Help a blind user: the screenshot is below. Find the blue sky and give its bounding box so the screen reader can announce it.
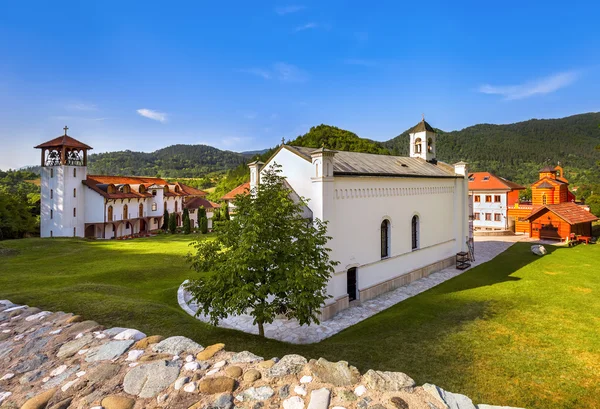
[1,0,599,170]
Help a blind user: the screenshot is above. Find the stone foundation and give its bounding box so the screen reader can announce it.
[0,300,522,409]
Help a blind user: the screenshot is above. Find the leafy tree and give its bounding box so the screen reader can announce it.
[169,213,177,234]
[186,164,338,337]
[586,195,600,217]
[162,209,169,230]
[182,208,191,234]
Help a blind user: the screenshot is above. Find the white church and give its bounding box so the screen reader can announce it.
[224,119,472,320]
[35,128,208,239]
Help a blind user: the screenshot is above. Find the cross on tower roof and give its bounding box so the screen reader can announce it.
[63,126,69,136]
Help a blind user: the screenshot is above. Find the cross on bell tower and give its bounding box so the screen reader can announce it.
[63,126,69,136]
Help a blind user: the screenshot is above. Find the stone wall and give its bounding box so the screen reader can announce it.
[0,300,522,409]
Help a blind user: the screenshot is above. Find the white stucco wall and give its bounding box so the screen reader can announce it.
[322,176,463,302]
[471,190,508,230]
[262,147,314,204]
[40,165,87,237]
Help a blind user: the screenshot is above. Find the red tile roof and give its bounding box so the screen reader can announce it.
[221,182,250,200]
[84,175,205,200]
[34,135,93,150]
[184,197,221,210]
[525,202,599,225]
[468,172,525,191]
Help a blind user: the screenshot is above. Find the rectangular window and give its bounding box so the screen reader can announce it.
[73,207,76,217]
[73,168,77,178]
[485,195,492,203]
[494,195,501,202]
[152,202,157,211]
[485,213,492,221]
[73,227,76,237]
[73,188,77,198]
[474,212,480,220]
[474,195,481,203]
[50,209,53,219]
[50,168,54,178]
[494,214,502,221]
[50,189,53,199]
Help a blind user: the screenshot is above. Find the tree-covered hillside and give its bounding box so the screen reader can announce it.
[88,144,248,178]
[383,112,600,185]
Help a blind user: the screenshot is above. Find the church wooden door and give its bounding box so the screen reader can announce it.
[347,268,357,302]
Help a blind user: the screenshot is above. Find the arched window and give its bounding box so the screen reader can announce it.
[427,138,433,153]
[175,201,178,212]
[139,203,143,218]
[411,215,419,250]
[107,205,113,221]
[414,138,422,154]
[381,219,390,258]
[152,202,157,211]
[164,201,167,211]
[123,204,128,219]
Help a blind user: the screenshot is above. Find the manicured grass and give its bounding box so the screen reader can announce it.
[1,236,599,408]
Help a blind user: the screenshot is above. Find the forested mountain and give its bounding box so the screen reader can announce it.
[87,144,248,178]
[383,112,600,185]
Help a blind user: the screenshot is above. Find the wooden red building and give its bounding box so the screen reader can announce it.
[507,165,597,240]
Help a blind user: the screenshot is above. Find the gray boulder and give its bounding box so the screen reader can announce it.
[123,360,181,398]
[531,245,547,256]
[152,336,203,355]
[308,358,360,386]
[85,340,134,362]
[362,369,415,392]
[230,350,263,363]
[56,333,94,358]
[267,354,307,377]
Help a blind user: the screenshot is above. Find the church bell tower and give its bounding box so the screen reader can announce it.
[34,127,92,238]
[409,116,437,162]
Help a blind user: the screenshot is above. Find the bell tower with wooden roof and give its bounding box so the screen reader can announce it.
[34,127,92,238]
[409,116,437,162]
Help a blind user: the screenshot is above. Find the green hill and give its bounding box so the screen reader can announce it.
[87,144,248,178]
[383,112,600,185]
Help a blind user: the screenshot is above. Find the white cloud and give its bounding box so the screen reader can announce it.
[239,63,308,82]
[274,62,308,82]
[275,5,305,15]
[478,71,579,100]
[136,108,168,123]
[66,102,97,111]
[237,68,271,79]
[295,22,317,32]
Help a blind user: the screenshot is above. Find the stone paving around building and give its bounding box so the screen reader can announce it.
[178,236,534,344]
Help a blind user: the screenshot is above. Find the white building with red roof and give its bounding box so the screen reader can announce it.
[468,172,525,231]
[35,128,206,238]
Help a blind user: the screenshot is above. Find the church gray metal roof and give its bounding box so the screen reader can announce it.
[285,146,459,178]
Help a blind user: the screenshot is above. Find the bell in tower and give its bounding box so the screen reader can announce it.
[34,127,93,238]
[409,116,437,162]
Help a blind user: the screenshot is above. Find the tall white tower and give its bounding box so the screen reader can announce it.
[35,127,92,238]
[409,117,437,162]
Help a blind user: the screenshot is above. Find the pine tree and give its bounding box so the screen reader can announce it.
[182,208,191,234]
[186,164,338,337]
[198,206,208,234]
[161,209,169,231]
[169,212,177,234]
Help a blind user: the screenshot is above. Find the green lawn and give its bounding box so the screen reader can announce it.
[1,235,599,408]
